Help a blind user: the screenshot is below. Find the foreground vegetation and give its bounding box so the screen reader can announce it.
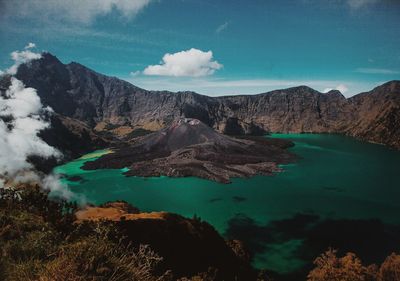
[308,249,400,281]
[0,186,399,281]
[0,186,166,281]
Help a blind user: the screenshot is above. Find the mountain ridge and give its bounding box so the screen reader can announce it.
[2,52,399,150]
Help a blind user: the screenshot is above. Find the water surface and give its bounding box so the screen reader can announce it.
[55,134,400,274]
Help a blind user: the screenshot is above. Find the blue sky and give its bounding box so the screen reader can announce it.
[0,0,399,97]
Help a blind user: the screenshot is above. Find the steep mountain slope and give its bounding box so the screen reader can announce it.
[11,53,400,149]
[346,81,400,148]
[0,74,110,168]
[215,87,353,133]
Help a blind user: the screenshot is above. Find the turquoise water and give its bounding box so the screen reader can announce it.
[54,134,400,274]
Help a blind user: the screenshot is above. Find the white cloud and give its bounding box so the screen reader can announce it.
[322,88,333,93]
[1,79,42,118]
[347,0,378,9]
[2,0,153,24]
[0,78,61,178]
[0,77,81,201]
[336,84,349,93]
[7,46,42,75]
[143,48,223,77]
[323,84,349,94]
[216,21,229,34]
[43,174,87,203]
[355,68,400,74]
[0,46,85,202]
[24,42,36,49]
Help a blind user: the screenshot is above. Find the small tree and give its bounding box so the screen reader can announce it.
[378,253,400,281]
[307,249,377,281]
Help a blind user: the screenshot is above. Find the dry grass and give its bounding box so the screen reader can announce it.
[75,206,169,222]
[0,188,165,281]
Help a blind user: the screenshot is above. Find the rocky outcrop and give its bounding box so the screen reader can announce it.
[82,118,296,183]
[76,201,257,280]
[11,53,400,149]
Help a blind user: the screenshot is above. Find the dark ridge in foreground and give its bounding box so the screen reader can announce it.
[2,185,400,281]
[75,201,257,280]
[2,52,398,151]
[0,186,258,281]
[82,118,296,183]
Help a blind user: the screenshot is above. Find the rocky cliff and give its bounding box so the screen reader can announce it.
[10,53,400,149]
[346,81,400,148]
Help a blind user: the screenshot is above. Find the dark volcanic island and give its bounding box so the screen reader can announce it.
[82,118,297,183]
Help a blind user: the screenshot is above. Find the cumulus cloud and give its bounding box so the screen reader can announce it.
[143,48,223,77]
[0,45,81,202]
[2,0,153,24]
[25,42,36,49]
[7,49,42,75]
[0,78,81,201]
[0,78,60,177]
[1,80,42,118]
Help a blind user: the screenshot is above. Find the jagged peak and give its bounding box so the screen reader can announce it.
[326,89,341,95]
[16,51,399,99]
[66,60,105,77]
[39,52,62,64]
[67,61,84,67]
[14,52,64,75]
[324,89,346,99]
